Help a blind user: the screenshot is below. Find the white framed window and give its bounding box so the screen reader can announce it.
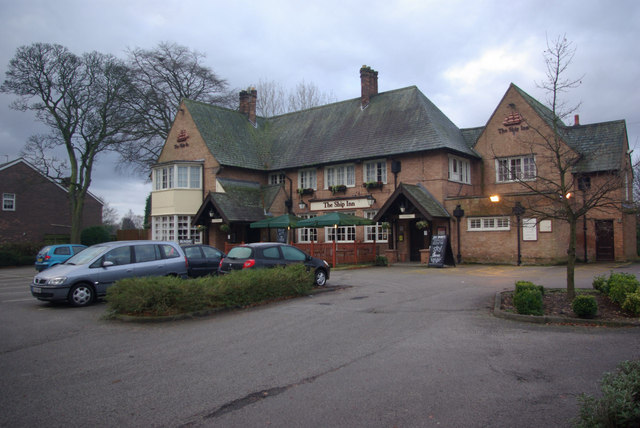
[152,215,202,243]
[297,214,318,243]
[496,156,536,182]
[364,159,387,184]
[298,169,317,190]
[325,164,355,188]
[269,172,285,185]
[325,211,356,242]
[153,164,202,190]
[364,210,388,242]
[448,156,470,184]
[2,193,15,211]
[468,216,510,231]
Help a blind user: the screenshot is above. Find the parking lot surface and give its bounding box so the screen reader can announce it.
[1,263,639,427]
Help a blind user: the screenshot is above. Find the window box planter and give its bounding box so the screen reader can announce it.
[363,181,384,190]
[329,185,347,194]
[297,188,315,196]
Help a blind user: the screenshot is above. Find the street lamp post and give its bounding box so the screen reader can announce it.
[512,201,525,266]
[453,204,464,264]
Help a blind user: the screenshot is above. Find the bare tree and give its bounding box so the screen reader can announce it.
[120,209,143,230]
[119,42,233,172]
[1,43,135,243]
[510,35,629,299]
[101,201,120,228]
[255,78,336,118]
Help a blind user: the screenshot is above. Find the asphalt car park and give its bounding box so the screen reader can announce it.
[1,262,639,427]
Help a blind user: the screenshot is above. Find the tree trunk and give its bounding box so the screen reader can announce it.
[566,217,577,301]
[69,190,85,244]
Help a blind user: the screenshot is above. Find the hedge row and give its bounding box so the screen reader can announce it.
[105,264,315,317]
[593,272,640,315]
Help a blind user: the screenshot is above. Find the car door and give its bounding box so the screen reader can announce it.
[132,244,166,277]
[94,245,135,294]
[280,245,308,267]
[183,246,205,277]
[259,246,284,268]
[201,246,224,275]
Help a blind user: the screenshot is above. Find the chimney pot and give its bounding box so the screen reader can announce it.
[574,114,580,126]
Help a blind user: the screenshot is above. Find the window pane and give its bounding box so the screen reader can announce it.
[190,166,201,188]
[178,166,188,187]
[347,165,355,186]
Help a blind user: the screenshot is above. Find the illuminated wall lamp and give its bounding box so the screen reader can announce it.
[489,195,500,203]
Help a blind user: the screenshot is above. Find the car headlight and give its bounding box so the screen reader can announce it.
[47,277,67,286]
[323,260,329,268]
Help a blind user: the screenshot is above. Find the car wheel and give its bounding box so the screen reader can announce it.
[68,284,94,307]
[314,269,327,286]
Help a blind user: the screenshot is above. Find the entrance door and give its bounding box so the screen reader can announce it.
[595,220,614,261]
[409,220,428,261]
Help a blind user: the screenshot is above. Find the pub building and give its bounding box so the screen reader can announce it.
[150,66,635,265]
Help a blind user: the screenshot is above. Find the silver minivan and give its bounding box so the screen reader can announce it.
[30,241,188,307]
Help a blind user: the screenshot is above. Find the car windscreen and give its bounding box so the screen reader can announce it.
[226,247,253,259]
[64,246,108,265]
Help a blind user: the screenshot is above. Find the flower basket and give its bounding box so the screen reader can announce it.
[297,188,314,196]
[220,224,231,233]
[416,221,429,230]
[330,185,347,194]
[363,181,383,190]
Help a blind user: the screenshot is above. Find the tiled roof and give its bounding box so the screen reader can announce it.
[402,183,450,218]
[563,120,628,173]
[207,178,283,222]
[184,86,479,172]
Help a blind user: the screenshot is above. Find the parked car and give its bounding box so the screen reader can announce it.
[218,242,330,286]
[181,244,225,277]
[35,244,87,271]
[30,241,188,307]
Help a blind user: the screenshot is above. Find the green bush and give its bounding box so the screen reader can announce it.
[80,226,112,246]
[607,272,639,305]
[515,280,545,296]
[0,242,41,267]
[106,264,314,316]
[574,359,640,427]
[572,295,598,318]
[622,292,640,315]
[592,274,609,294]
[374,255,388,266]
[513,288,543,316]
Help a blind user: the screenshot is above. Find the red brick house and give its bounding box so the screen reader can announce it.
[150,66,635,264]
[0,158,103,244]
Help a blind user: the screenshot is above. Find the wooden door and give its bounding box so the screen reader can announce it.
[595,220,614,261]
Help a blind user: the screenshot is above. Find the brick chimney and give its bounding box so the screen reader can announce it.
[360,65,378,109]
[574,114,580,126]
[239,88,257,125]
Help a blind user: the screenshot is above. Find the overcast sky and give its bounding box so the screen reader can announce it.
[1,0,639,220]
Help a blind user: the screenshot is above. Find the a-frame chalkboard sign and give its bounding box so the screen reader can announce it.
[428,235,456,267]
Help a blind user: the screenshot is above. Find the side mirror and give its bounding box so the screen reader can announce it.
[102,261,114,268]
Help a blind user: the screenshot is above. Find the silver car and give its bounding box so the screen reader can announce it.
[30,241,188,307]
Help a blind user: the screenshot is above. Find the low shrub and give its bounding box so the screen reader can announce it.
[80,226,112,246]
[106,264,314,316]
[574,359,640,427]
[621,292,640,315]
[592,274,609,294]
[515,280,545,296]
[607,272,639,305]
[513,288,543,316]
[572,295,598,319]
[374,255,388,266]
[0,242,41,267]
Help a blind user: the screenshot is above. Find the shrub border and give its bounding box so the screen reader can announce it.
[105,285,342,323]
[493,290,640,327]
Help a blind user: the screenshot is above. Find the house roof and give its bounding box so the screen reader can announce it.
[374,182,450,222]
[194,178,283,224]
[184,86,480,172]
[0,158,103,205]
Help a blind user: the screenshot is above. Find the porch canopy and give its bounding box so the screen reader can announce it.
[373,182,450,223]
[296,212,374,268]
